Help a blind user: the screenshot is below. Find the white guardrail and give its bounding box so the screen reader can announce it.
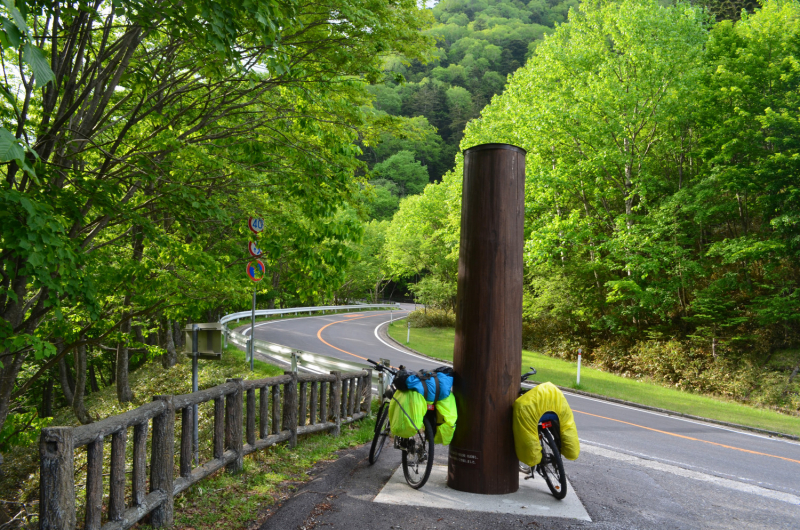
[221,303,402,386]
[219,303,401,325]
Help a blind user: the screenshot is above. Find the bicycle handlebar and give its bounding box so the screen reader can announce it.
[366,358,398,375]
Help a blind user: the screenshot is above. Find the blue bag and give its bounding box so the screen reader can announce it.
[404,371,453,402]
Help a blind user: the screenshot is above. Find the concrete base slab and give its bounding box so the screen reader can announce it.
[374,465,591,521]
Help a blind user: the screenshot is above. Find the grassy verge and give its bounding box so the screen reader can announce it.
[387,320,800,437]
[1,345,375,529]
[390,320,455,362]
[172,415,374,530]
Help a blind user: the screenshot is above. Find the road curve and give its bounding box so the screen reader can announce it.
[241,307,800,524]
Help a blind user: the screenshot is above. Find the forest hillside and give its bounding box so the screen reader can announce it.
[384,0,800,412]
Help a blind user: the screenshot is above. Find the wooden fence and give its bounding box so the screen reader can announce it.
[38,369,372,530]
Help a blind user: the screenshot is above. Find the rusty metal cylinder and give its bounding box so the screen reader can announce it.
[447,143,525,495]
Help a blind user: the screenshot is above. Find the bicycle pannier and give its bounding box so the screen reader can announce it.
[433,393,457,445]
[513,382,580,467]
[389,389,427,438]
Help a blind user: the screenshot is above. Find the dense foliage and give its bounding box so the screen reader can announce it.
[390,0,800,409]
[0,0,434,446]
[359,0,575,221]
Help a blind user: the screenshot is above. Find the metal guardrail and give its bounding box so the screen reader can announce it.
[219,303,400,325]
[228,329,384,389]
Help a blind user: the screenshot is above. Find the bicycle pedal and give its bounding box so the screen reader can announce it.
[524,475,535,480]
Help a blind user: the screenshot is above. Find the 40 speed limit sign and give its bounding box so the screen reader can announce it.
[248,217,264,234]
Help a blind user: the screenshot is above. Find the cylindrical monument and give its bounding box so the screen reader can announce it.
[447,143,525,494]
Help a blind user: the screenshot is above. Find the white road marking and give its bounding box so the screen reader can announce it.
[372,318,449,365]
[581,442,800,505]
[564,391,800,447]
[580,439,799,493]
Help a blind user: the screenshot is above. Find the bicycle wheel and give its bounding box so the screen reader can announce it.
[537,428,567,499]
[401,415,434,489]
[369,403,390,465]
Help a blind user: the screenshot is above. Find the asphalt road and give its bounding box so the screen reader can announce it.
[242,307,800,528]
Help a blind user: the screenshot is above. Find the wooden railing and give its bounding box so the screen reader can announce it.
[38,369,372,529]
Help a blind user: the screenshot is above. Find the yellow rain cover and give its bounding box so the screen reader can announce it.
[513,382,580,467]
[433,393,457,445]
[389,389,427,438]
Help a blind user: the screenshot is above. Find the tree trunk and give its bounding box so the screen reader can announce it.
[0,351,27,442]
[174,320,183,349]
[163,319,178,368]
[42,377,54,418]
[116,295,135,403]
[134,324,145,345]
[58,349,75,405]
[89,363,100,392]
[73,341,93,424]
[789,362,800,384]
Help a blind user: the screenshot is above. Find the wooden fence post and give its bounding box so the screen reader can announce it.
[213,398,224,459]
[271,384,281,434]
[310,382,318,425]
[299,381,307,427]
[282,371,298,447]
[39,426,76,530]
[319,381,328,425]
[331,371,342,436]
[226,378,244,473]
[109,429,127,522]
[246,387,256,446]
[150,395,175,527]
[181,407,193,477]
[364,370,373,415]
[341,378,349,419]
[85,438,103,530]
[259,386,269,439]
[132,421,148,507]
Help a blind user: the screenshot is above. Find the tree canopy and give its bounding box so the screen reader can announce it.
[0,0,434,444]
[388,0,800,405]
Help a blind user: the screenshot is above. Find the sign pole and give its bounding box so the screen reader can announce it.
[250,286,256,371]
[192,324,199,466]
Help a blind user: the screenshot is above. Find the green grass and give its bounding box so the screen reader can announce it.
[389,319,455,362]
[388,321,800,437]
[172,414,375,530]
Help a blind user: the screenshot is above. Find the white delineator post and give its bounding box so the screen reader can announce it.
[406,319,410,344]
[577,348,582,385]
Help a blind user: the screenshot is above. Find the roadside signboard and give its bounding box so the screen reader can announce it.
[246,260,265,282]
[248,217,264,234]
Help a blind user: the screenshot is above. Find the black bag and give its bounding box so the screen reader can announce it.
[433,366,455,376]
[393,369,415,391]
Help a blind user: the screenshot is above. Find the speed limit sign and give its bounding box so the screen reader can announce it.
[248,217,264,234]
[248,241,263,257]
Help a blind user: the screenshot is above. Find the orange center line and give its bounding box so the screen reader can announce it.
[316,311,408,362]
[574,409,800,465]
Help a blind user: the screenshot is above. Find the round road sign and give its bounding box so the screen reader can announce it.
[248,217,264,234]
[248,241,263,257]
[246,260,265,282]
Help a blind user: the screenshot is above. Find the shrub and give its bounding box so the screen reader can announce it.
[407,309,456,328]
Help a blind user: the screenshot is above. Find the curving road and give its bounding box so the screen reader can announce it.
[241,307,800,528]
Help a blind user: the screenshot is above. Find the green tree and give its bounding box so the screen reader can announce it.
[0,0,434,440]
[372,150,430,197]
